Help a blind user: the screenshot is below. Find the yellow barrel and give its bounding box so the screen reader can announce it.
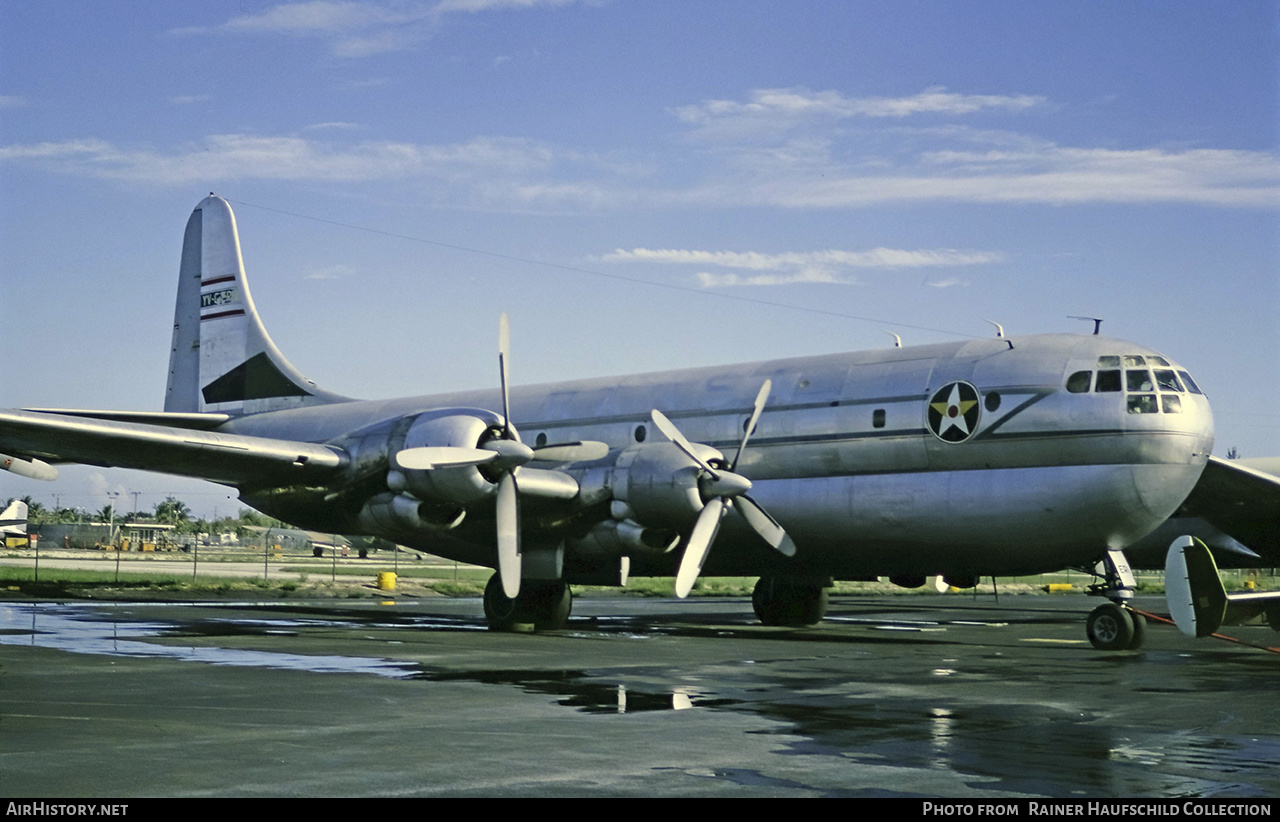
[1043,583,1074,593]
[376,572,397,591]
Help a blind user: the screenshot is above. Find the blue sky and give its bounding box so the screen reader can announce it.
[2,0,1277,518]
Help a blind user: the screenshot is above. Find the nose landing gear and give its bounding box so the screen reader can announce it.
[1084,549,1146,651]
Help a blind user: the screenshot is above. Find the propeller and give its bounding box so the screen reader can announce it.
[651,379,796,598]
[392,314,608,599]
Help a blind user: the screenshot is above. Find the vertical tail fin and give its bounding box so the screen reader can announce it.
[1165,536,1227,637]
[0,500,29,536]
[165,195,347,415]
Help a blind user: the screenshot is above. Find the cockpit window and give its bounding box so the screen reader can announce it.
[1127,395,1158,414]
[1178,370,1204,395]
[1095,370,1121,392]
[1123,355,1146,367]
[1150,356,1171,366]
[1066,371,1092,393]
[1161,395,1183,414]
[1097,356,1120,367]
[1125,370,1154,392]
[1153,369,1183,392]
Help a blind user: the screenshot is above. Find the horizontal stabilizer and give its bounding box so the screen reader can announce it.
[0,452,58,481]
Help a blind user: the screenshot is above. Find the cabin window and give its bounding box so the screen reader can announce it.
[872,409,885,429]
[634,425,647,443]
[1095,370,1122,392]
[1127,395,1158,414]
[1161,395,1183,414]
[1179,370,1204,395]
[1066,371,1092,393]
[1154,369,1183,393]
[1126,370,1154,392]
[984,391,1001,411]
[535,432,548,447]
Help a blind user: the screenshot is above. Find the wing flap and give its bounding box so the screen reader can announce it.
[0,409,347,488]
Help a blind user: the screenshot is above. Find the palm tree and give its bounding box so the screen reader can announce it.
[154,496,190,525]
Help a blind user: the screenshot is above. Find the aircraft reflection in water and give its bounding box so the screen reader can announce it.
[0,195,1230,649]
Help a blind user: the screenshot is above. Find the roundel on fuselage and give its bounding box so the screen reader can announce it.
[927,381,981,443]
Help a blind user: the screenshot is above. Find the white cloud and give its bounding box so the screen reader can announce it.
[171,0,592,56]
[604,247,1004,287]
[674,86,1046,142]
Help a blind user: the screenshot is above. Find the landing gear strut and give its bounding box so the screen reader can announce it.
[483,574,573,631]
[1084,549,1145,651]
[752,576,828,626]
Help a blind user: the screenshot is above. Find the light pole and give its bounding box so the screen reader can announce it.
[107,491,121,582]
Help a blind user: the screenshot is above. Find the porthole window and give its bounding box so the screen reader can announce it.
[984,391,1002,411]
[872,409,886,429]
[634,424,647,443]
[535,432,548,447]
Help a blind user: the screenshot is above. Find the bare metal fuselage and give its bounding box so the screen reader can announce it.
[226,331,1213,581]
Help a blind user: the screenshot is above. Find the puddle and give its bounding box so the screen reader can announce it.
[0,603,420,678]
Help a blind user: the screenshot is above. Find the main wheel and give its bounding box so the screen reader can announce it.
[483,573,522,631]
[753,577,828,626]
[1086,602,1135,651]
[527,580,573,631]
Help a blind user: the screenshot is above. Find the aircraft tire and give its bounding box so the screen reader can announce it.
[528,581,572,631]
[1086,602,1135,651]
[483,575,573,631]
[752,577,828,626]
[1126,611,1147,650]
[483,573,523,631]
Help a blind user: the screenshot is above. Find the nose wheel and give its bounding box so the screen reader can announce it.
[1085,602,1146,651]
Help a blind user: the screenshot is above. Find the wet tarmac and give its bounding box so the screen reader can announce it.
[0,594,1277,797]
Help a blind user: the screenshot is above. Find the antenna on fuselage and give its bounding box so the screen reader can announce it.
[1069,316,1104,336]
[883,330,902,348]
[985,320,1014,350]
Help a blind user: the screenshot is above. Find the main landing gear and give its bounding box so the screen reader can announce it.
[483,574,573,632]
[752,576,829,626]
[1084,548,1146,651]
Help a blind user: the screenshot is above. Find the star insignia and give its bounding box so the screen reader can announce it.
[927,381,982,442]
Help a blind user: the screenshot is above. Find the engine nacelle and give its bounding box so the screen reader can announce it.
[604,441,719,530]
[394,409,513,506]
[567,518,679,559]
[358,492,466,535]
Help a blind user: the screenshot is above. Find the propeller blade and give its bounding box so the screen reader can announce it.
[395,447,497,471]
[675,498,726,598]
[530,440,610,463]
[731,379,771,471]
[650,409,720,478]
[496,471,521,598]
[735,495,796,557]
[498,313,512,439]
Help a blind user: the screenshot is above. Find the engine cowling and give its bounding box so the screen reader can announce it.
[609,440,721,529]
[391,409,514,506]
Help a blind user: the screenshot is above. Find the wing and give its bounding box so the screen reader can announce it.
[0,408,347,489]
[1176,456,1280,561]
